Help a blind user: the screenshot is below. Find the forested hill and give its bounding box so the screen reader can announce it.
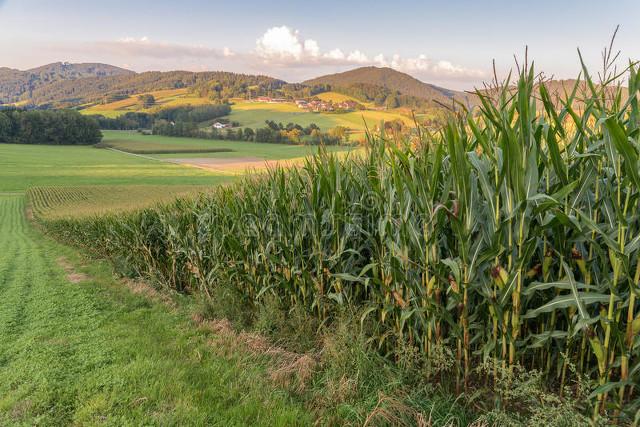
[303,66,476,108]
[26,71,286,107]
[0,62,134,104]
[1,68,287,108]
[0,62,478,111]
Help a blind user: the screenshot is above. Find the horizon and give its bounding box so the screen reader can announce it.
[1,0,639,90]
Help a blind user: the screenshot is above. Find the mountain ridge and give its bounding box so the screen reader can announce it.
[0,62,134,104]
[0,62,475,110]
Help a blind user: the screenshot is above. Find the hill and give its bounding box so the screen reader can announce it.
[303,66,475,108]
[0,62,134,104]
[16,70,285,108]
[1,62,480,113]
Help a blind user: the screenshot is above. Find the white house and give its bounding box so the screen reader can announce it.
[213,122,229,129]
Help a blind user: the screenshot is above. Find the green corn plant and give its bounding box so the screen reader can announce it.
[41,54,640,421]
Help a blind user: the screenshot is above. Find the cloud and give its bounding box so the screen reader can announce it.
[54,27,485,86]
[324,48,345,60]
[88,36,229,60]
[252,26,485,82]
[346,50,369,63]
[255,26,304,60]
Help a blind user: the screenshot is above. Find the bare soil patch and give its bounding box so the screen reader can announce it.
[191,313,318,392]
[122,278,177,309]
[56,257,89,283]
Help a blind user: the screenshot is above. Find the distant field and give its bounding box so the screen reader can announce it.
[0,142,229,192]
[225,101,413,132]
[97,137,235,155]
[81,88,414,134]
[101,130,352,160]
[81,88,215,117]
[315,91,373,107]
[29,185,213,219]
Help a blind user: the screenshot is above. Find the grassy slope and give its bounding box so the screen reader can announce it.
[315,91,370,105]
[80,87,413,132]
[80,88,214,117]
[101,130,352,160]
[0,195,310,425]
[226,101,413,132]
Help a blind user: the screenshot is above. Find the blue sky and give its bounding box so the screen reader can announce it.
[0,0,638,89]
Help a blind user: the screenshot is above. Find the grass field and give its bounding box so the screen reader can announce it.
[0,142,229,192]
[0,195,310,425]
[80,88,215,118]
[0,129,361,423]
[226,100,413,132]
[100,130,352,160]
[315,91,367,104]
[80,87,414,134]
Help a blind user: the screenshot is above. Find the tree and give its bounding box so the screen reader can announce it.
[328,126,348,142]
[0,109,101,145]
[243,127,255,141]
[309,129,322,144]
[287,128,303,143]
[385,95,400,109]
[0,112,11,142]
[138,94,156,108]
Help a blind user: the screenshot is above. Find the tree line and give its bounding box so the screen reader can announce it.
[0,108,102,145]
[89,104,231,130]
[152,119,346,146]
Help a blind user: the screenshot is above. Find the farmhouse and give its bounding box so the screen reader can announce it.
[254,96,287,103]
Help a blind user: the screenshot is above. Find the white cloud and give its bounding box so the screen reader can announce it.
[324,48,345,60]
[55,27,486,86]
[251,26,485,83]
[387,54,485,80]
[90,36,227,60]
[255,25,304,60]
[303,39,320,57]
[373,54,387,67]
[346,50,369,63]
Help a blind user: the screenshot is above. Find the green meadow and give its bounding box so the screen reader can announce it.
[0,132,350,424]
[226,100,413,132]
[0,142,226,192]
[100,130,351,159]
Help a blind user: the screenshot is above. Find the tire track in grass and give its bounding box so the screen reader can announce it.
[0,195,311,426]
[0,197,30,334]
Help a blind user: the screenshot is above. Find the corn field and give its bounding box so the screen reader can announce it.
[45,60,640,421]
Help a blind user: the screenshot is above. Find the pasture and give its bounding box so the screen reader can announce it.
[226,100,413,131]
[100,130,352,159]
[80,88,214,117]
[0,142,227,192]
[79,87,415,134]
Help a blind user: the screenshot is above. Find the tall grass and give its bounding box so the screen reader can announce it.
[45,58,640,421]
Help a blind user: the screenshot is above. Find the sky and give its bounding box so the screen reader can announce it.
[0,0,638,90]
